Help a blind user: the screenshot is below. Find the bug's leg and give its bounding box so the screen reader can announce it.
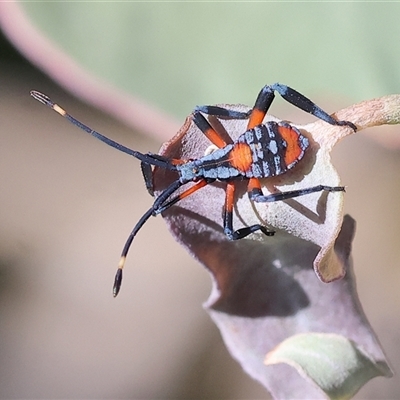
[246,84,278,129]
[192,111,230,148]
[223,182,275,240]
[195,93,270,130]
[263,83,357,132]
[154,178,215,215]
[193,89,273,145]
[140,162,155,197]
[194,83,294,129]
[248,181,345,203]
[194,105,251,120]
[140,153,189,198]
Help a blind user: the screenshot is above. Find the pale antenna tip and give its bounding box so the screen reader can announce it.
[113,256,126,297]
[30,90,52,106]
[30,90,67,117]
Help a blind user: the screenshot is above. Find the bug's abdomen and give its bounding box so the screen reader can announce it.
[233,121,309,178]
[180,121,309,182]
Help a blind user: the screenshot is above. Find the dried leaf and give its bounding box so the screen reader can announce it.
[154,95,398,397]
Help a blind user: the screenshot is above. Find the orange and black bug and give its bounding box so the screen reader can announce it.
[30,83,357,297]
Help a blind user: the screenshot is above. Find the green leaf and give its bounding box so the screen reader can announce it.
[265,333,391,400]
[14,3,400,118]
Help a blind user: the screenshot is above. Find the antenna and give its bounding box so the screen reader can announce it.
[30,91,179,296]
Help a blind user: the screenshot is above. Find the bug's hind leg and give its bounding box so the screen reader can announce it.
[223,182,275,240]
[263,83,357,132]
[247,179,345,203]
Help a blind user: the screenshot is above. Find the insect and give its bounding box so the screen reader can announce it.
[31,83,357,297]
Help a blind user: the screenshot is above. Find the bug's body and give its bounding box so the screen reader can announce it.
[178,121,309,183]
[30,83,357,296]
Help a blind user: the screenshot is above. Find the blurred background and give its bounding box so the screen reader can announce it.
[1,3,400,399]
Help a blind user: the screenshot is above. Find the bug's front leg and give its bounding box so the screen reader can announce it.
[192,111,231,148]
[140,161,154,197]
[153,178,215,215]
[194,105,252,120]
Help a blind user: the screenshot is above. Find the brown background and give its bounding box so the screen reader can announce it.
[1,33,400,399]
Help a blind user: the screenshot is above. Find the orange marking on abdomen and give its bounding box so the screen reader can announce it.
[277,125,303,167]
[229,143,253,173]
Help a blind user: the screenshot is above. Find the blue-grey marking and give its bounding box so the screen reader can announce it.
[268,140,278,154]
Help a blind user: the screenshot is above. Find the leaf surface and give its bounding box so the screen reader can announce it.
[154,97,397,398]
[265,333,389,400]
